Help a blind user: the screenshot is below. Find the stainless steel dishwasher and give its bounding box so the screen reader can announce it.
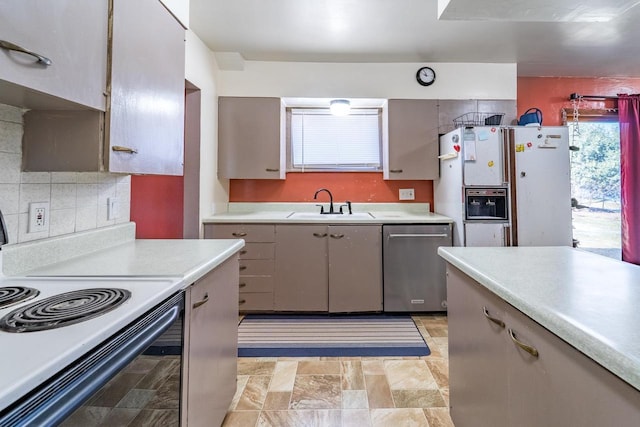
[383,224,453,312]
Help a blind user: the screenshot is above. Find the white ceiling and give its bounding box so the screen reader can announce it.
[189,0,640,77]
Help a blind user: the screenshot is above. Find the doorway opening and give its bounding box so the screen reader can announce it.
[569,122,621,259]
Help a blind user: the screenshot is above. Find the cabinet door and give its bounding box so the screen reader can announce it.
[218,97,285,179]
[328,225,382,313]
[447,265,508,427]
[183,256,239,427]
[385,99,439,180]
[107,0,185,175]
[0,0,107,110]
[274,225,328,311]
[505,304,640,427]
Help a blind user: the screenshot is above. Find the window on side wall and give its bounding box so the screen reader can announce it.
[288,108,382,171]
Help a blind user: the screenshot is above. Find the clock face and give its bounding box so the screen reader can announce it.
[416,67,436,86]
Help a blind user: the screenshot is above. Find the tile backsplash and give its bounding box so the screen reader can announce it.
[0,104,130,245]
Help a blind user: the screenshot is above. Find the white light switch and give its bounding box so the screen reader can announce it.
[399,188,415,200]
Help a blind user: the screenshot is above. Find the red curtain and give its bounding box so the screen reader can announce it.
[618,94,640,265]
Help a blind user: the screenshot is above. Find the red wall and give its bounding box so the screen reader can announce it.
[130,175,184,238]
[517,77,640,125]
[230,172,433,205]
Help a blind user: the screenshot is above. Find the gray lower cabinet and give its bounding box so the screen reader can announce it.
[21,0,185,175]
[204,223,276,311]
[182,256,239,427]
[274,224,382,313]
[447,264,640,427]
[0,0,108,110]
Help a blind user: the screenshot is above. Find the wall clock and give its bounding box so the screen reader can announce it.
[416,66,436,86]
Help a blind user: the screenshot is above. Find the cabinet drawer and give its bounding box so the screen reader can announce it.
[239,292,274,311]
[239,243,275,260]
[205,224,275,242]
[239,276,274,293]
[239,259,274,276]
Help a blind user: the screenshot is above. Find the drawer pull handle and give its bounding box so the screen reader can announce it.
[239,299,247,305]
[239,250,247,255]
[265,168,279,172]
[193,293,209,309]
[239,265,247,271]
[483,307,505,328]
[112,145,138,154]
[313,232,328,238]
[330,233,345,239]
[0,40,52,66]
[239,283,247,288]
[232,232,247,237]
[390,169,403,173]
[509,329,539,358]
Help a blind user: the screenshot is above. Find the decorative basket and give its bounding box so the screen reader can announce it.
[453,112,505,128]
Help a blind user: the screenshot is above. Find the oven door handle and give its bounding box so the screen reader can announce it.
[0,294,182,427]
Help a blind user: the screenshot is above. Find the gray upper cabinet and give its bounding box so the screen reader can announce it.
[384,99,439,180]
[0,0,108,110]
[21,0,185,175]
[106,0,185,175]
[218,97,286,180]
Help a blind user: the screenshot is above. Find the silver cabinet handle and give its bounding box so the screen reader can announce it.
[313,232,328,238]
[508,329,539,358]
[265,168,279,172]
[239,283,247,289]
[388,233,450,238]
[232,232,247,237]
[0,40,52,66]
[239,265,247,271]
[112,145,138,154]
[389,169,403,173]
[239,299,246,305]
[330,233,344,239]
[192,293,209,309]
[483,306,505,328]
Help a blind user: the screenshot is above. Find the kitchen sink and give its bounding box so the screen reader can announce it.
[286,212,375,220]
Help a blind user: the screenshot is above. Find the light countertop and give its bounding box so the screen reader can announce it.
[437,246,640,391]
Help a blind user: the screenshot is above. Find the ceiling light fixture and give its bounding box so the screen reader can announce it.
[330,99,351,116]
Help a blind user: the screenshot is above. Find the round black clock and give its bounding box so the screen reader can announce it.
[416,66,436,86]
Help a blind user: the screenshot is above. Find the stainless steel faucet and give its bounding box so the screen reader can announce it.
[313,188,335,214]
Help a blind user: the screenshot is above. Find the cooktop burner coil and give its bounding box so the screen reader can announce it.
[0,286,40,309]
[0,288,131,333]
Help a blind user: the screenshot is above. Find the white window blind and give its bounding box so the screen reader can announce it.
[290,108,381,170]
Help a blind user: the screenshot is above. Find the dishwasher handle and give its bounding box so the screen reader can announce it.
[388,233,450,238]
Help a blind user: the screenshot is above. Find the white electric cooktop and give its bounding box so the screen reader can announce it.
[0,276,183,410]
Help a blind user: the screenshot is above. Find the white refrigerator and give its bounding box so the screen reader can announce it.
[434,126,573,247]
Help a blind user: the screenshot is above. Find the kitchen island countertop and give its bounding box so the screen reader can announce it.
[438,246,640,391]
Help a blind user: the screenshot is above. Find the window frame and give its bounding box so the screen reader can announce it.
[286,107,383,172]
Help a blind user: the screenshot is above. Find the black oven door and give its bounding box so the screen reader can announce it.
[0,292,184,427]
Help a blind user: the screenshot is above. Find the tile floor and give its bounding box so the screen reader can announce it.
[222,314,452,427]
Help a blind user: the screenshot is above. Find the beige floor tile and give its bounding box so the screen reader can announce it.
[391,389,447,408]
[425,326,448,337]
[364,375,394,409]
[238,360,277,376]
[257,410,341,427]
[343,409,372,427]
[263,391,292,410]
[370,408,429,427]
[342,390,369,409]
[222,410,260,427]
[424,337,444,358]
[424,408,455,427]
[236,376,271,411]
[341,360,365,390]
[425,359,449,389]
[290,375,342,409]
[384,360,438,390]
[296,361,342,375]
[440,388,450,407]
[269,361,298,391]
[361,360,385,375]
[229,376,250,411]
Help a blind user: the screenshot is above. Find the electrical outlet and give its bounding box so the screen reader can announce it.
[107,197,119,220]
[28,202,49,233]
[399,188,415,200]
